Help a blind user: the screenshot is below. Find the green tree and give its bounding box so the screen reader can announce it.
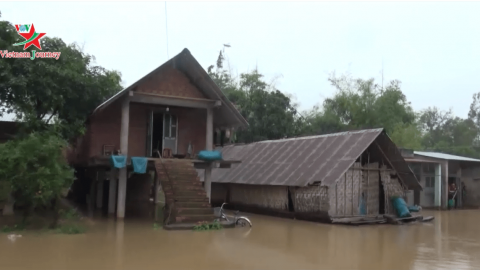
[208,50,301,143]
[389,122,423,150]
[295,105,345,136]
[323,73,415,133]
[0,132,74,225]
[419,106,479,157]
[0,18,122,141]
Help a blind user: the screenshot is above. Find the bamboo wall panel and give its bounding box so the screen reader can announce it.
[380,165,406,215]
[293,185,329,213]
[362,162,379,215]
[229,184,288,210]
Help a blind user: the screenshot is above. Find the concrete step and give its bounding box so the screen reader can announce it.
[173,191,207,197]
[164,191,207,198]
[175,202,211,208]
[170,178,202,184]
[170,185,205,191]
[174,196,209,202]
[158,176,200,182]
[175,214,216,224]
[169,181,203,187]
[175,208,214,215]
[160,180,202,186]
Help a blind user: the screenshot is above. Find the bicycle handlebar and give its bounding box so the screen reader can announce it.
[220,202,228,210]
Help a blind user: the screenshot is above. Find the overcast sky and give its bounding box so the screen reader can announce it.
[1,1,480,121]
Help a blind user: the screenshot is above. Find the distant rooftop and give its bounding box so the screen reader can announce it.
[414,151,480,162]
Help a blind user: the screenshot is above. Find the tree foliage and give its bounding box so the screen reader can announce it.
[207,47,480,158]
[0,132,74,216]
[418,106,480,157]
[322,73,415,133]
[208,52,300,143]
[0,18,122,140]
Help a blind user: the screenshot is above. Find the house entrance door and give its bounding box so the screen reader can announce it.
[146,112,177,157]
[163,113,177,155]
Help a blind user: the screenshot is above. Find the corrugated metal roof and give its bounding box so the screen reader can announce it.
[91,48,248,129]
[198,129,421,190]
[414,151,480,162]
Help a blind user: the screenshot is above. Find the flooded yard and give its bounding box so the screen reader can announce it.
[1,210,480,270]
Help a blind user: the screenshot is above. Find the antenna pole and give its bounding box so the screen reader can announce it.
[165,2,169,59]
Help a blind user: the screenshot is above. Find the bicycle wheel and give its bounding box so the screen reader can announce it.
[236,217,252,227]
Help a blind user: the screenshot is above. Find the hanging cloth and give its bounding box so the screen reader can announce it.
[110,155,127,169]
[131,157,148,174]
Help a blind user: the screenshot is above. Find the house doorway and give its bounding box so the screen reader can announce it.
[448,177,458,208]
[287,187,295,212]
[379,172,386,214]
[146,111,178,157]
[150,112,164,157]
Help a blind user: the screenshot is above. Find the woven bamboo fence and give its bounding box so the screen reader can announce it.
[292,185,329,213]
[379,165,406,215]
[363,162,380,216]
[229,184,289,210]
[329,162,363,216]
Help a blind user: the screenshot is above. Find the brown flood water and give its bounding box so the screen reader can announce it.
[1,210,480,270]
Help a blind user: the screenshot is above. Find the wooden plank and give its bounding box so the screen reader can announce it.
[366,152,370,214]
[344,173,347,216]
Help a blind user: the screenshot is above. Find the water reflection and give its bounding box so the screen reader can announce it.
[1,210,480,270]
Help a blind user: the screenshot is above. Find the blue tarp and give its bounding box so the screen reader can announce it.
[198,150,223,161]
[408,205,421,212]
[392,197,412,218]
[359,195,367,215]
[110,155,126,169]
[131,157,147,174]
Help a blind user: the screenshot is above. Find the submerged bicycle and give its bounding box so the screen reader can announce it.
[214,203,252,227]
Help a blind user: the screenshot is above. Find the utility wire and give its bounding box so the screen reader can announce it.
[165,2,169,59]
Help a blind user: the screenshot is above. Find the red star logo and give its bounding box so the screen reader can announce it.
[14,24,46,50]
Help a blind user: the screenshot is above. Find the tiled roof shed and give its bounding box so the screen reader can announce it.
[199,128,421,191]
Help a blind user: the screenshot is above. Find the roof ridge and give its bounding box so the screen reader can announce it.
[255,128,384,144]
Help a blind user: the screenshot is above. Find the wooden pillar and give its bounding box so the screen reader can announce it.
[88,172,96,218]
[441,160,449,210]
[153,170,159,204]
[96,178,104,209]
[434,163,441,208]
[117,97,130,219]
[108,169,117,215]
[456,167,462,208]
[204,107,214,203]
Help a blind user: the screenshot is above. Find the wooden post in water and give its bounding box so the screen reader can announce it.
[358,153,362,215]
[96,170,104,209]
[335,183,338,215]
[88,170,96,218]
[108,169,117,215]
[366,152,370,215]
[351,165,354,216]
[344,174,347,216]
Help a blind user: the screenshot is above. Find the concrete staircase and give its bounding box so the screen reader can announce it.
[155,160,215,224]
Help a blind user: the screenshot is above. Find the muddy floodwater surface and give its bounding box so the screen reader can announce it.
[1,210,480,270]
